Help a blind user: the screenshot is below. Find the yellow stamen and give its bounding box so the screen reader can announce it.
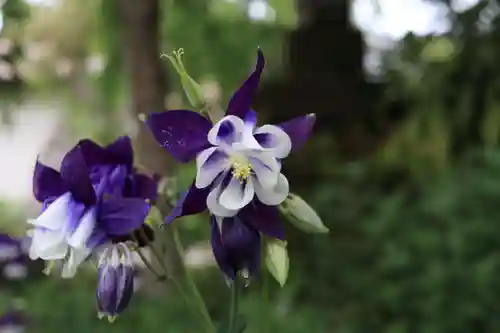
[229,156,252,183]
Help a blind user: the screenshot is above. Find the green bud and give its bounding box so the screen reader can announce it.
[144,205,163,228]
[278,193,329,234]
[162,48,205,109]
[264,238,289,287]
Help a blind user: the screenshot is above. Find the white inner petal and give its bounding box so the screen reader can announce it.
[206,177,238,217]
[248,152,280,189]
[67,207,96,249]
[61,247,91,278]
[207,115,244,146]
[195,147,229,189]
[254,124,292,158]
[219,177,254,211]
[253,173,289,206]
[29,192,72,230]
[29,228,68,260]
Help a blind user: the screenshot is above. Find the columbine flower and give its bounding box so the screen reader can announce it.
[210,215,260,282]
[96,242,134,322]
[0,234,21,262]
[146,49,315,231]
[28,136,156,278]
[0,311,25,333]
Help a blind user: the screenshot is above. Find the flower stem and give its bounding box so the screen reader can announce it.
[171,225,217,333]
[228,276,241,333]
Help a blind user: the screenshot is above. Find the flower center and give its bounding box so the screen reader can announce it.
[229,155,252,183]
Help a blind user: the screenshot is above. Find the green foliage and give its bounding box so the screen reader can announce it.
[22,272,329,333]
[286,148,500,332]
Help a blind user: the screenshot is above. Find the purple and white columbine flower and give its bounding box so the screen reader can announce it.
[0,311,25,333]
[146,49,314,226]
[0,235,28,281]
[0,235,21,263]
[146,49,315,279]
[28,136,156,278]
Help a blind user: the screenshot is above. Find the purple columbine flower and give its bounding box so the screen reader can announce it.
[0,234,21,263]
[146,49,315,242]
[0,235,28,281]
[210,215,260,281]
[0,311,25,333]
[96,242,134,322]
[28,136,157,278]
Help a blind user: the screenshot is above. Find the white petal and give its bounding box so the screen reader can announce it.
[195,147,229,189]
[248,152,280,189]
[208,115,244,146]
[29,192,72,230]
[29,228,67,260]
[67,208,96,249]
[219,177,254,211]
[254,173,289,206]
[206,180,238,217]
[254,124,292,158]
[61,247,91,278]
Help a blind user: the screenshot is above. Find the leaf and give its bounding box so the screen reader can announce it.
[264,239,289,287]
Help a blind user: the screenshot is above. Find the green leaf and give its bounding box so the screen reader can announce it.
[278,193,329,234]
[264,239,289,287]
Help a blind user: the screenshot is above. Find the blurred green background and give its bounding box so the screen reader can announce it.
[3,0,500,332]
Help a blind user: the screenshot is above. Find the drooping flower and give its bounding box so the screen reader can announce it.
[146,49,315,236]
[210,215,260,281]
[96,242,135,322]
[0,311,25,333]
[28,136,156,278]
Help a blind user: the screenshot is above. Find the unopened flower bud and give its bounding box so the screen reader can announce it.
[264,239,289,287]
[278,193,329,234]
[162,48,205,109]
[96,243,134,322]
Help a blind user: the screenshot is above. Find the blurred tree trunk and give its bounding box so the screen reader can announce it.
[116,0,184,279]
[255,0,401,185]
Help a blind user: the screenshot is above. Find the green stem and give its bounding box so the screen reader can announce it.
[228,277,240,333]
[172,225,217,333]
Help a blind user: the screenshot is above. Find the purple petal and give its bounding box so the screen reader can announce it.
[105,136,134,167]
[102,165,128,196]
[60,146,96,205]
[164,182,209,224]
[124,173,158,202]
[78,136,134,169]
[226,49,265,118]
[240,200,285,240]
[87,226,108,249]
[221,216,261,277]
[32,159,67,203]
[279,114,316,152]
[66,200,87,234]
[210,217,236,280]
[244,110,257,127]
[146,110,212,163]
[98,197,150,235]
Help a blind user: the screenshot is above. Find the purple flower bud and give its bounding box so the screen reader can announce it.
[96,243,134,322]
